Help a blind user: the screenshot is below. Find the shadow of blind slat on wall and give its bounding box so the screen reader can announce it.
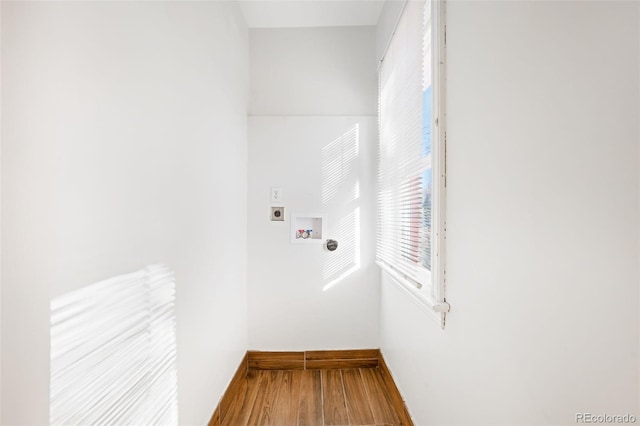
[50,264,178,425]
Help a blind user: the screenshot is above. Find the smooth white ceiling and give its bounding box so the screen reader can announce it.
[239,1,385,28]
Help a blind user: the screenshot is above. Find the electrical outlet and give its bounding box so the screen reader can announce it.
[271,187,282,203]
[271,207,284,221]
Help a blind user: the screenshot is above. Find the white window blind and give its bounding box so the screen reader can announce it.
[50,264,178,425]
[377,0,448,317]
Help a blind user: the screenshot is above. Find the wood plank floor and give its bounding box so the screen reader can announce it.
[221,368,403,426]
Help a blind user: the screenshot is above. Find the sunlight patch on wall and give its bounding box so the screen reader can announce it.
[322,124,360,205]
[321,123,363,291]
[323,207,361,291]
[50,264,178,426]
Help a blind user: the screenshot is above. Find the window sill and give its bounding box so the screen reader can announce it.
[377,261,448,329]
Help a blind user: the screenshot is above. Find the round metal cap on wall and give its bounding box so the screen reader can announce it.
[325,239,338,252]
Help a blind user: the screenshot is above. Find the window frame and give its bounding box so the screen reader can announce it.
[376,0,448,327]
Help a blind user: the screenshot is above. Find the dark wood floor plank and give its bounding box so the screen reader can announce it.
[247,370,286,425]
[246,371,271,425]
[220,378,246,425]
[298,370,323,426]
[286,370,304,425]
[269,370,302,425]
[342,369,376,425]
[360,368,401,425]
[222,370,262,426]
[322,370,349,426]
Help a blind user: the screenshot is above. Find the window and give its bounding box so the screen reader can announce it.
[377,0,448,322]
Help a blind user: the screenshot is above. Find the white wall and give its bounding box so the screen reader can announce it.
[240,1,384,29]
[1,2,248,424]
[249,27,378,116]
[247,27,380,350]
[379,1,640,425]
[248,116,378,349]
